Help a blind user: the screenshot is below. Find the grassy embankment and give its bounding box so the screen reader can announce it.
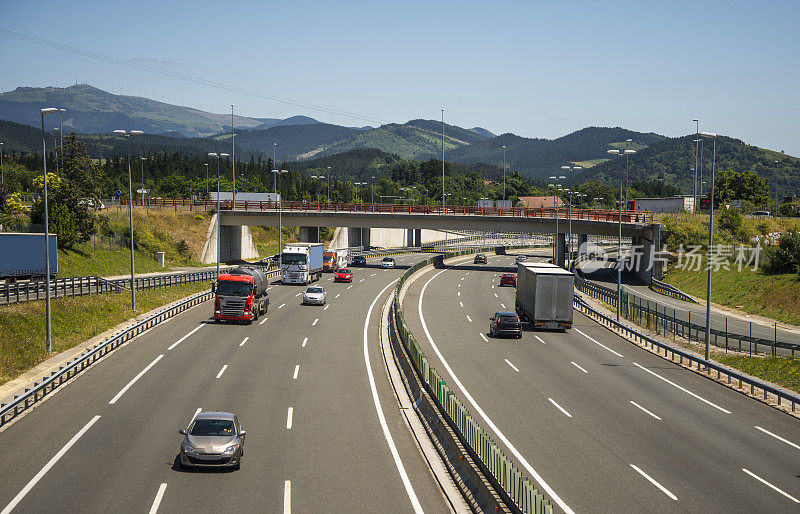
[0,281,209,386]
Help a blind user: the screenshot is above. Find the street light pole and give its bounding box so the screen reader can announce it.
[141,157,147,206]
[327,166,331,203]
[231,105,236,205]
[204,162,208,199]
[371,176,375,204]
[701,132,717,362]
[53,129,59,176]
[607,149,625,320]
[58,108,66,172]
[441,108,445,213]
[693,119,699,213]
[40,108,58,353]
[113,129,143,311]
[273,143,278,193]
[0,142,4,185]
[502,145,506,201]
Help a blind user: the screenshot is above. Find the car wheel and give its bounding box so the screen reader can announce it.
[234,460,241,471]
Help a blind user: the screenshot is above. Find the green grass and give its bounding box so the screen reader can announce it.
[58,243,168,277]
[715,355,800,394]
[0,282,210,385]
[572,159,609,168]
[663,265,800,326]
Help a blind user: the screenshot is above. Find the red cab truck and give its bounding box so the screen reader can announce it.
[213,267,269,324]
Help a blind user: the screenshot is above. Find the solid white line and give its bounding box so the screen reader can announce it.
[571,361,588,374]
[364,279,423,513]
[216,364,228,379]
[500,303,506,309]
[742,468,800,503]
[1,415,101,514]
[167,324,205,350]
[548,398,572,418]
[480,333,488,342]
[633,363,731,414]
[466,314,472,322]
[335,293,341,299]
[191,407,202,422]
[259,317,268,325]
[754,426,800,450]
[295,292,302,297]
[324,304,330,311]
[302,337,308,348]
[504,359,520,372]
[312,318,319,326]
[279,303,286,309]
[286,407,293,429]
[293,365,299,379]
[535,335,547,345]
[239,337,249,347]
[109,355,164,404]
[418,269,573,513]
[574,328,624,357]
[371,273,377,276]
[284,480,291,514]
[630,464,678,501]
[629,401,662,420]
[148,483,168,514]
[459,301,464,308]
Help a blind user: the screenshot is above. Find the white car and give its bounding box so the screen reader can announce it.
[381,257,396,269]
[515,255,528,264]
[302,285,326,305]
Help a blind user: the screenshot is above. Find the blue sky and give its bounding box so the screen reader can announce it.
[2,0,799,155]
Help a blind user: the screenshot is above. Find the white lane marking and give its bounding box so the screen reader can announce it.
[494,292,499,298]
[418,269,573,514]
[571,361,588,374]
[364,279,423,513]
[458,283,461,288]
[491,285,494,288]
[459,302,464,308]
[461,277,464,281]
[293,365,299,379]
[535,335,547,345]
[267,286,274,290]
[548,398,572,418]
[480,333,488,342]
[457,291,461,297]
[239,337,249,347]
[347,285,353,289]
[167,324,205,350]
[216,364,228,379]
[466,314,472,322]
[109,355,164,404]
[312,318,319,326]
[754,426,800,451]
[302,337,308,348]
[283,480,291,514]
[371,273,377,276]
[295,292,302,297]
[279,303,286,309]
[633,363,731,414]
[191,408,202,422]
[359,278,365,282]
[335,293,341,299]
[259,317,268,325]
[630,464,678,501]
[504,359,520,372]
[0,415,101,514]
[574,328,624,357]
[286,407,293,429]
[324,304,330,311]
[500,303,507,309]
[742,468,800,503]
[148,483,168,514]
[629,401,662,420]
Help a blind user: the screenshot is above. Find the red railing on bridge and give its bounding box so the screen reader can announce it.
[118,198,654,224]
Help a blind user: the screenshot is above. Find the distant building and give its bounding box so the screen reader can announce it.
[629,196,694,214]
[209,192,280,203]
[483,179,500,187]
[518,196,565,209]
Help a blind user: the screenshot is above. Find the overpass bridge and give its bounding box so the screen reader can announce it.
[215,200,664,282]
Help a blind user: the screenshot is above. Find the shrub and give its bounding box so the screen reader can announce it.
[194,214,205,221]
[762,230,800,274]
[176,239,190,257]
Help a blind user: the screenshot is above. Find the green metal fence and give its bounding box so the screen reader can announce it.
[392,246,554,514]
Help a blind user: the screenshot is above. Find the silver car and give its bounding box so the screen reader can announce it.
[302,285,326,305]
[178,412,246,470]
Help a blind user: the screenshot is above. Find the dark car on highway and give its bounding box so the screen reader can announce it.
[178,412,246,470]
[500,273,517,287]
[474,253,487,264]
[352,255,367,266]
[489,311,522,338]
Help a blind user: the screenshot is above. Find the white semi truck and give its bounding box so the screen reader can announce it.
[281,243,324,285]
[515,262,574,330]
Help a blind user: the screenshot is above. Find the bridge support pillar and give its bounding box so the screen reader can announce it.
[347,227,370,250]
[299,226,320,243]
[632,225,664,283]
[406,228,421,247]
[554,233,567,268]
[576,233,588,257]
[219,225,259,263]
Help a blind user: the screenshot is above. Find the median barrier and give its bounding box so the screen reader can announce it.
[392,245,554,514]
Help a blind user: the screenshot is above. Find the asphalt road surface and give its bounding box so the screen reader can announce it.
[0,253,449,513]
[401,253,800,513]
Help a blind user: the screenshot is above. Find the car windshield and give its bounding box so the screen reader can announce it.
[306,287,323,294]
[339,269,351,274]
[383,258,393,262]
[282,253,307,265]
[216,280,251,297]
[190,419,235,436]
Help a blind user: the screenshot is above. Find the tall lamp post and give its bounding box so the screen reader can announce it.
[311,175,324,241]
[607,149,628,319]
[692,119,700,212]
[547,176,564,263]
[502,144,507,201]
[204,162,209,199]
[441,108,445,213]
[561,165,583,262]
[231,105,236,205]
[40,108,59,352]
[0,141,4,186]
[326,166,331,203]
[272,143,278,193]
[113,129,143,311]
[371,176,376,204]
[701,131,717,363]
[141,157,148,206]
[53,128,60,176]
[208,152,229,276]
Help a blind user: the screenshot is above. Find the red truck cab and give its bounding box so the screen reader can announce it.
[214,273,261,323]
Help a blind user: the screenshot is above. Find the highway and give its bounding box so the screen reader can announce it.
[401,252,800,513]
[0,253,449,513]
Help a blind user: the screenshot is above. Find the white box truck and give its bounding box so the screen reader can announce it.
[281,243,324,284]
[515,262,574,330]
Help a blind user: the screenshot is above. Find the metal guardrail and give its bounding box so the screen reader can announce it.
[393,245,554,514]
[0,290,213,428]
[573,295,800,415]
[650,278,698,303]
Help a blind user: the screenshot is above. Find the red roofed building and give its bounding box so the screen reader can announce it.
[518,196,565,209]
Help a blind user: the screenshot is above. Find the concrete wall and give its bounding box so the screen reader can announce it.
[325,227,468,250]
[203,217,259,263]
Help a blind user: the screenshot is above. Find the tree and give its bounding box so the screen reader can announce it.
[714,169,769,206]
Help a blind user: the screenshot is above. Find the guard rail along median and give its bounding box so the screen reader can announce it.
[393,245,554,514]
[649,278,698,303]
[572,294,800,415]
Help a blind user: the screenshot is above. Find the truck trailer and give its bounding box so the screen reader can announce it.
[281,243,324,284]
[0,233,58,282]
[515,262,574,330]
[213,266,270,323]
[323,249,348,272]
